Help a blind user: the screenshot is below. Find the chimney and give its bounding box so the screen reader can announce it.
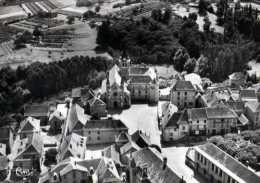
[162,157,167,170]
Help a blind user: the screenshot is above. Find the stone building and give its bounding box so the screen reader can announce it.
[101,65,131,109]
[170,80,197,110]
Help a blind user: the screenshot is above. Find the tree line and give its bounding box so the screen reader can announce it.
[0,56,113,115]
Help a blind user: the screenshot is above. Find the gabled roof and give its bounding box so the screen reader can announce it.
[188,108,207,121]
[87,96,106,106]
[59,133,87,161]
[24,104,49,117]
[240,89,257,99]
[171,80,196,91]
[132,147,183,183]
[101,65,123,94]
[245,101,260,112]
[13,132,43,160]
[205,107,237,119]
[18,116,40,134]
[49,110,65,122]
[120,141,140,155]
[67,104,91,132]
[102,144,121,165]
[225,101,245,112]
[97,157,121,182]
[85,118,128,130]
[196,143,260,183]
[131,130,150,147]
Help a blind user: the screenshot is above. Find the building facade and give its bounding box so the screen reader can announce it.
[191,143,260,183]
[170,80,197,109]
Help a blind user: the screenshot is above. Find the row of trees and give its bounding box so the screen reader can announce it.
[0,56,113,115]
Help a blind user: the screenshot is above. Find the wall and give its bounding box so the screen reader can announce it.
[171,90,196,109]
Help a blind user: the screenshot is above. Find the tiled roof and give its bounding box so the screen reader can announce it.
[87,96,106,106]
[13,132,43,160]
[165,110,188,128]
[86,118,128,130]
[188,108,207,121]
[245,101,260,112]
[18,116,40,134]
[171,80,195,91]
[130,75,152,83]
[24,104,49,117]
[129,67,149,75]
[67,104,91,132]
[197,143,260,183]
[132,147,184,183]
[225,101,245,112]
[49,110,65,122]
[120,141,140,155]
[59,133,87,161]
[205,107,237,119]
[240,89,257,99]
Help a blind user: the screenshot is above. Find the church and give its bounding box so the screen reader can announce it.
[101,57,159,109]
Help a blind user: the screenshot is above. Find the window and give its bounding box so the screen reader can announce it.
[113,92,117,97]
[88,131,91,134]
[185,92,187,95]
[204,120,206,123]
[178,92,180,95]
[182,126,185,130]
[170,132,173,136]
[97,131,100,134]
[73,171,76,178]
[197,120,199,123]
[97,136,100,140]
[219,169,222,177]
[211,164,214,171]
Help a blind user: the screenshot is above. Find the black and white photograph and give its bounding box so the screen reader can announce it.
[0,0,260,182]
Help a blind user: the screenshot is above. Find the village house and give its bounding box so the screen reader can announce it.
[49,110,65,134]
[161,110,189,142]
[85,95,107,118]
[12,132,43,170]
[58,133,87,161]
[170,80,197,109]
[245,101,260,127]
[17,116,40,139]
[129,147,185,183]
[24,104,50,126]
[189,143,260,183]
[161,104,239,141]
[39,156,122,183]
[228,72,247,88]
[188,108,208,136]
[101,65,131,109]
[66,103,128,145]
[205,106,238,135]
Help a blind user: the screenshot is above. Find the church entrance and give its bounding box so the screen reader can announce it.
[114,101,118,108]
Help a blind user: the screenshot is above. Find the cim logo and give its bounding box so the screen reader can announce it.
[15,167,34,177]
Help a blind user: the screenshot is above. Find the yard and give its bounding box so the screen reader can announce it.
[171,3,224,34]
